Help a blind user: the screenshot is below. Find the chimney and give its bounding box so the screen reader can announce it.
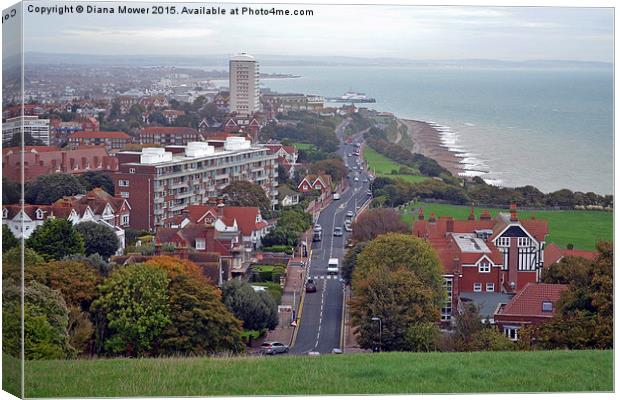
[480,210,491,220]
[446,217,454,233]
[417,208,424,221]
[217,202,225,217]
[468,206,475,221]
[428,212,436,223]
[510,202,518,222]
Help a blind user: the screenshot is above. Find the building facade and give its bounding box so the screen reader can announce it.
[139,127,202,146]
[229,54,260,116]
[3,116,51,145]
[68,131,131,152]
[112,137,278,230]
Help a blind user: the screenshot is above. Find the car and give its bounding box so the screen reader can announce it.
[260,341,289,355]
[348,153,352,157]
[305,279,317,293]
[333,193,341,200]
[331,348,343,354]
[345,238,354,248]
[314,224,322,232]
[363,179,368,183]
[333,227,343,236]
[354,177,359,182]
[346,210,354,217]
[308,351,321,356]
[367,190,373,196]
[344,222,352,232]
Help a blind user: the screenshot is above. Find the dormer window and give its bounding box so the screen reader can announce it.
[35,210,44,220]
[478,261,491,273]
[2,209,7,219]
[195,238,206,250]
[542,301,553,312]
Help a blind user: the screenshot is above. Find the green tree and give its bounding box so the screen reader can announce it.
[309,158,348,183]
[2,225,19,251]
[77,171,115,195]
[3,131,44,147]
[63,253,113,276]
[277,164,290,184]
[405,322,442,352]
[221,280,278,331]
[75,221,120,259]
[147,111,167,125]
[91,264,170,356]
[2,177,21,204]
[26,219,85,261]
[25,173,86,205]
[222,180,272,215]
[2,246,45,281]
[342,242,367,285]
[159,275,244,355]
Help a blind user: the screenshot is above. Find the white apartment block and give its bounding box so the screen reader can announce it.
[2,116,51,145]
[229,53,260,116]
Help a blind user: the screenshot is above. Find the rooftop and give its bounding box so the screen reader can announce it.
[451,233,491,253]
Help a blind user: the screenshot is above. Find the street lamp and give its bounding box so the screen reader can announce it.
[371,317,382,352]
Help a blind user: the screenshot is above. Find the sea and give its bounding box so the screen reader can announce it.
[208,64,613,195]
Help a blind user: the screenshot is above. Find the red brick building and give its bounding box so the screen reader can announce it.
[68,131,131,152]
[494,283,568,341]
[2,146,118,182]
[412,204,548,323]
[139,127,202,146]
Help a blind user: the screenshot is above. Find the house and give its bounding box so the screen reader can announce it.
[278,185,300,207]
[68,131,131,152]
[543,242,598,268]
[412,204,549,323]
[139,96,169,110]
[265,144,299,178]
[179,204,270,248]
[3,188,130,255]
[494,283,568,341]
[139,126,202,146]
[297,174,332,193]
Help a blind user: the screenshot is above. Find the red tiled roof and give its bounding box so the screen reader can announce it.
[496,283,568,319]
[69,131,130,139]
[185,204,265,236]
[2,146,60,155]
[543,242,598,268]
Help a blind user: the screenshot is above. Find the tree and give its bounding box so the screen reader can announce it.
[221,280,278,331]
[77,171,115,195]
[75,221,119,259]
[2,247,45,281]
[277,165,290,184]
[351,208,409,242]
[3,279,74,360]
[342,242,367,285]
[405,322,442,352]
[309,158,348,183]
[147,111,167,125]
[91,264,170,356]
[3,131,44,147]
[2,225,19,252]
[222,180,271,214]
[542,255,591,285]
[2,177,21,204]
[27,219,85,261]
[159,275,244,355]
[144,255,206,282]
[25,173,86,205]
[350,267,440,351]
[63,253,113,276]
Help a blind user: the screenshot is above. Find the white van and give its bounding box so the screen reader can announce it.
[333,193,341,200]
[327,258,339,275]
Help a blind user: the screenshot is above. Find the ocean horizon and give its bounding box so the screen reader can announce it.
[210,63,612,196]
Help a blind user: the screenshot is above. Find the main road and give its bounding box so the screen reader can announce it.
[291,122,372,354]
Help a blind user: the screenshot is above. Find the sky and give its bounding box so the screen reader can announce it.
[12,1,616,62]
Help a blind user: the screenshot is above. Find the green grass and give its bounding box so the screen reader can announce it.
[363,147,428,183]
[252,281,284,304]
[403,202,612,251]
[291,142,316,151]
[24,350,612,397]
[2,354,21,398]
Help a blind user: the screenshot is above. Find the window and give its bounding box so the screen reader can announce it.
[497,237,510,247]
[478,261,491,273]
[542,301,553,312]
[2,209,7,219]
[121,214,130,226]
[504,327,519,341]
[129,168,136,174]
[473,283,482,292]
[518,237,530,247]
[120,192,129,199]
[441,278,453,321]
[118,179,129,187]
[486,282,495,292]
[195,238,206,250]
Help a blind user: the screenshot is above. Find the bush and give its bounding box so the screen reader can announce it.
[262,245,293,254]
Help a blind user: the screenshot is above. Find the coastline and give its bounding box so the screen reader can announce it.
[399,119,466,177]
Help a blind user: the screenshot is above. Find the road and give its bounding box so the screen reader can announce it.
[291,122,372,355]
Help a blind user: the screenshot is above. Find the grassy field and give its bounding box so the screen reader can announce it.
[292,142,316,150]
[24,350,612,397]
[364,146,428,183]
[403,202,612,251]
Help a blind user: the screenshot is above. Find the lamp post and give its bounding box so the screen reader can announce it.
[371,317,382,352]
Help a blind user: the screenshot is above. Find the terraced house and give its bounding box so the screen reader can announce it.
[412,204,549,324]
[112,137,277,230]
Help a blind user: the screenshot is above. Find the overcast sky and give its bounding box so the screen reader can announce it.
[19,2,614,62]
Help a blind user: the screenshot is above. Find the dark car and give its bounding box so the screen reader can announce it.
[305,279,317,293]
[260,341,289,355]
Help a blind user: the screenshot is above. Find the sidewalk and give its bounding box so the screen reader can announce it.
[265,261,305,346]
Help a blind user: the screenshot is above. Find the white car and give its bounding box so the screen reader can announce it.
[333,193,341,200]
[354,177,359,182]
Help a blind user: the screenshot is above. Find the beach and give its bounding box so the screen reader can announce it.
[399,119,465,177]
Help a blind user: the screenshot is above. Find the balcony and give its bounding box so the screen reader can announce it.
[170,203,187,212]
[170,181,188,189]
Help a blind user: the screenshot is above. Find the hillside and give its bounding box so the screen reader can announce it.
[23,350,612,397]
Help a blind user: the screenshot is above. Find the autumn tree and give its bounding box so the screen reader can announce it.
[91,264,170,356]
[309,158,348,183]
[26,219,85,261]
[75,221,120,259]
[222,180,271,215]
[351,208,409,243]
[145,255,206,281]
[350,233,445,351]
[159,275,244,355]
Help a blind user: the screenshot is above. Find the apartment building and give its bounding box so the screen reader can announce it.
[112,137,278,230]
[2,115,51,145]
[229,54,260,116]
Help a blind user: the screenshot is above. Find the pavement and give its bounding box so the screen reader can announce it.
[265,262,305,346]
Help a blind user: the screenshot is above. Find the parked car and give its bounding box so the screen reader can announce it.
[305,279,317,293]
[314,224,322,232]
[344,222,352,232]
[333,227,343,236]
[333,193,341,200]
[367,190,373,196]
[260,341,289,355]
[346,210,354,218]
[354,177,359,182]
